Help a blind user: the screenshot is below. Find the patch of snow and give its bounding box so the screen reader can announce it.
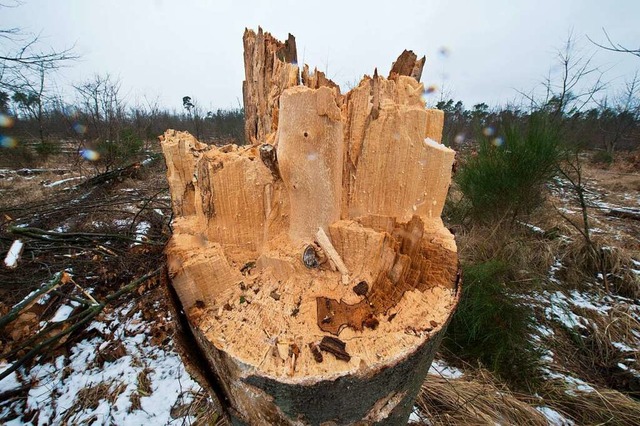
[428,359,464,379]
[113,218,132,227]
[541,349,555,363]
[134,221,151,244]
[141,157,154,166]
[519,221,545,234]
[547,258,563,285]
[568,290,609,313]
[612,341,635,353]
[545,369,595,394]
[408,407,428,424]
[537,324,554,338]
[54,224,69,233]
[43,176,84,188]
[8,303,200,425]
[50,305,75,322]
[3,239,23,269]
[0,361,22,394]
[543,291,588,330]
[153,208,164,216]
[536,406,575,426]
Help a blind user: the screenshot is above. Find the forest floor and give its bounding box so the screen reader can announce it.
[0,143,639,425]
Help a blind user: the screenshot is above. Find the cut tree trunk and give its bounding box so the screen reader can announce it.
[161,28,459,425]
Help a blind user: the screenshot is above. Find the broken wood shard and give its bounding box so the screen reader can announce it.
[316,227,349,276]
[319,336,351,362]
[161,28,459,426]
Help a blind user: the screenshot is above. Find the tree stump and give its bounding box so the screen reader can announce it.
[161,28,460,425]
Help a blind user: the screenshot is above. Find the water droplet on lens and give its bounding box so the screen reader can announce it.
[0,113,15,128]
[424,85,438,96]
[492,137,504,147]
[483,126,495,137]
[0,135,17,148]
[73,123,87,135]
[454,133,465,144]
[80,149,100,161]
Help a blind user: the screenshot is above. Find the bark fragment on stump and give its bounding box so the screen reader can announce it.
[162,29,459,426]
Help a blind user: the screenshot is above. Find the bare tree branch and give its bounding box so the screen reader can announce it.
[588,28,640,58]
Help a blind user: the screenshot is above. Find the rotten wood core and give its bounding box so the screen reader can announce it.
[162,27,459,425]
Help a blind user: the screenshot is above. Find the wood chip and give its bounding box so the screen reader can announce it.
[352,281,369,296]
[319,336,351,362]
[269,290,281,301]
[309,342,323,363]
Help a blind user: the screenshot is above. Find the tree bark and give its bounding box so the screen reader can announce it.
[161,29,459,425]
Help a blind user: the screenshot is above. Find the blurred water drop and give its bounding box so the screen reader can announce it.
[0,135,17,148]
[454,133,465,144]
[73,123,88,135]
[483,126,495,137]
[0,113,15,128]
[423,85,438,96]
[80,149,100,161]
[492,136,504,147]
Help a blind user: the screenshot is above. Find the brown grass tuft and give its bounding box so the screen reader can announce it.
[540,379,640,426]
[559,237,639,298]
[61,380,125,424]
[416,370,549,425]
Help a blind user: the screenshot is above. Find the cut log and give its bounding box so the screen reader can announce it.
[162,29,459,425]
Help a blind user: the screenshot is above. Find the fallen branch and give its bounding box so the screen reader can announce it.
[76,155,160,189]
[0,267,163,382]
[9,226,165,246]
[0,272,64,331]
[607,208,640,221]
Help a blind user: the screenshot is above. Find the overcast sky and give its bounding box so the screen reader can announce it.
[2,0,639,112]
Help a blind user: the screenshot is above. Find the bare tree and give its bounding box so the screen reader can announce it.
[11,63,48,146]
[74,74,126,141]
[0,2,77,93]
[521,31,606,120]
[74,74,140,170]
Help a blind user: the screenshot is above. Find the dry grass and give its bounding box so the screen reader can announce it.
[539,379,640,426]
[170,389,226,426]
[455,221,559,287]
[415,370,549,425]
[61,380,126,424]
[417,368,640,426]
[558,237,640,298]
[548,299,640,396]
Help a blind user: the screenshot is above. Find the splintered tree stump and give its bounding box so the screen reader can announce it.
[161,28,460,425]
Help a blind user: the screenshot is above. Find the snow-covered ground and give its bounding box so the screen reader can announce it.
[0,300,201,425]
